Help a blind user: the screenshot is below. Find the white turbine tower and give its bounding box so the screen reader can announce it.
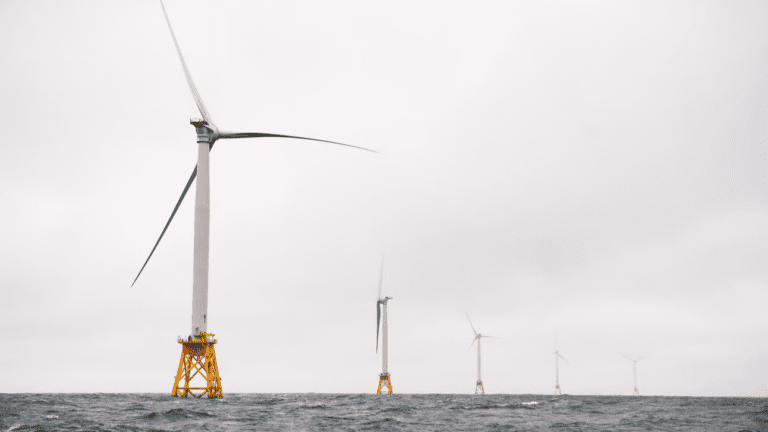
[375,259,393,394]
[466,314,494,395]
[132,0,377,398]
[553,342,569,395]
[621,353,643,396]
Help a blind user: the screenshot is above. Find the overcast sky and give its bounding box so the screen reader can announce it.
[1,0,767,396]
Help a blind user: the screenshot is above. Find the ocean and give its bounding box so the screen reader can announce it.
[1,393,764,431]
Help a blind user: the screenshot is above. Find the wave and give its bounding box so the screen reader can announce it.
[141,408,215,420]
[551,421,588,428]
[300,404,327,410]
[453,402,540,410]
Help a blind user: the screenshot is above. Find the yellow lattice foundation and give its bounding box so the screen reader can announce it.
[172,332,223,398]
[475,381,485,395]
[376,373,393,394]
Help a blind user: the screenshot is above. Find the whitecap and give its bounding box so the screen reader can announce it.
[522,401,538,405]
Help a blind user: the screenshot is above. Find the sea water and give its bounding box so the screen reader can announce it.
[0,393,763,431]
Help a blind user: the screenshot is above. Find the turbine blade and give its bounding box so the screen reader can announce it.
[466,313,477,337]
[620,352,634,362]
[466,337,476,353]
[160,0,213,124]
[217,131,379,154]
[132,167,195,286]
[376,300,381,353]
[558,353,570,365]
[131,144,215,286]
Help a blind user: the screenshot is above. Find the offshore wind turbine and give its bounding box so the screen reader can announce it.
[466,314,494,395]
[132,0,377,398]
[375,259,393,394]
[621,353,643,396]
[553,342,569,395]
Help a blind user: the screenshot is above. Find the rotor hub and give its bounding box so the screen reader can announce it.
[190,118,218,143]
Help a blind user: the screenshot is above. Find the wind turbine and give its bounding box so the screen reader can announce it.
[375,258,393,394]
[132,1,377,398]
[621,353,643,396]
[553,341,569,395]
[466,314,494,395]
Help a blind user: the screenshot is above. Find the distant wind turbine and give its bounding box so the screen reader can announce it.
[132,0,378,398]
[553,341,569,395]
[621,353,643,396]
[466,314,494,395]
[375,258,393,394]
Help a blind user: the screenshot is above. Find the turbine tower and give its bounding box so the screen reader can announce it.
[133,0,377,398]
[621,353,643,396]
[375,259,393,394]
[466,314,494,395]
[553,342,569,395]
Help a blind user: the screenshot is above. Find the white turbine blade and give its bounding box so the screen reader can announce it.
[218,131,379,154]
[466,337,476,353]
[620,352,634,362]
[558,353,570,365]
[466,313,477,336]
[160,0,213,124]
[131,163,198,286]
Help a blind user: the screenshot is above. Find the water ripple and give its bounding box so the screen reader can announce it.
[0,393,763,431]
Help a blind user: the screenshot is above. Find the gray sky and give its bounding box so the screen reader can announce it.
[1,0,767,396]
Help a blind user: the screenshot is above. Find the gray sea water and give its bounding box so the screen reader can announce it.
[1,393,764,431]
